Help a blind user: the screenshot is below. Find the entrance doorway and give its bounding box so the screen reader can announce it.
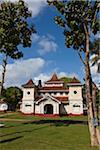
[44,104,53,114]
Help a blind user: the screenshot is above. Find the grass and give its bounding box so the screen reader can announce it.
[0,112,88,121]
[0,112,99,150]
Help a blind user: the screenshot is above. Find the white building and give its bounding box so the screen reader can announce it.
[20,74,83,116]
[0,99,8,112]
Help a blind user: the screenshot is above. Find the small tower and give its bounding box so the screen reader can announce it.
[20,79,35,114]
[67,77,83,115]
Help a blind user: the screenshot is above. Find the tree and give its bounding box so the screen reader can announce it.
[47,0,100,146]
[3,87,23,111]
[0,0,36,95]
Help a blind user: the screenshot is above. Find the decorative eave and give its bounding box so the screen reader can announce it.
[67,83,82,86]
[38,87,69,92]
[45,81,64,84]
[35,93,61,104]
[39,89,69,92]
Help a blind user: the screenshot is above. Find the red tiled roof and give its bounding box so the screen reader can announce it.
[45,73,63,83]
[69,77,80,83]
[35,96,43,101]
[22,79,35,88]
[54,96,68,102]
[39,86,69,92]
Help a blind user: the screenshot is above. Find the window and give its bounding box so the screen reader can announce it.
[73,104,80,107]
[54,92,57,95]
[60,92,63,95]
[74,91,77,94]
[25,104,31,107]
[27,91,30,95]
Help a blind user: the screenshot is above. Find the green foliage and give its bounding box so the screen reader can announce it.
[60,77,72,83]
[0,0,36,59]
[3,87,23,110]
[47,0,99,52]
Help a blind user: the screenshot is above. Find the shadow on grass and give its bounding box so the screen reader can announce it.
[0,136,23,143]
[0,125,49,137]
[0,119,88,138]
[24,119,88,126]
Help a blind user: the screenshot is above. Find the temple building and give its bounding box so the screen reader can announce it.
[20,73,83,116]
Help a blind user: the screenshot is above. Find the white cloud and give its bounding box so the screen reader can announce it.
[32,34,58,55]
[0,58,45,87]
[58,72,79,79]
[90,55,100,84]
[1,0,47,18]
[0,58,79,87]
[91,64,100,84]
[38,35,58,55]
[32,34,40,43]
[34,73,50,85]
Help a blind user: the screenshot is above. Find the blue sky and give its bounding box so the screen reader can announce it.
[0,0,99,87]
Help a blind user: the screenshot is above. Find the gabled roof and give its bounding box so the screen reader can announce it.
[35,94,68,104]
[70,77,81,83]
[22,79,35,88]
[67,77,82,86]
[45,73,64,84]
[35,93,61,104]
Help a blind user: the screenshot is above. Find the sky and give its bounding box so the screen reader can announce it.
[0,0,99,87]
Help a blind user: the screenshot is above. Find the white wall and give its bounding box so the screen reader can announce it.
[35,98,59,114]
[67,86,83,114]
[21,87,35,114]
[61,101,83,115]
[68,86,82,100]
[22,88,35,101]
[69,100,83,114]
[21,100,34,114]
[0,103,8,111]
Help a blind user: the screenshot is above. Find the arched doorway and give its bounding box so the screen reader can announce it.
[44,104,53,114]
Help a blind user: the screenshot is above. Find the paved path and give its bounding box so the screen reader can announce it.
[0,112,15,117]
[0,113,32,122]
[0,118,33,122]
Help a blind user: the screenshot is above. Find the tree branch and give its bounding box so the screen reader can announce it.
[91,1,99,33]
[83,23,88,35]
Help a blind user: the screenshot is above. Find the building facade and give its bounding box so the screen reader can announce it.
[20,74,83,116]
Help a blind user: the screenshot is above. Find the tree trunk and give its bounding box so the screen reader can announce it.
[0,54,8,96]
[92,83,98,120]
[85,34,99,146]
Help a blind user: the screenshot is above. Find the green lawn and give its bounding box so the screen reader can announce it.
[0,113,99,150]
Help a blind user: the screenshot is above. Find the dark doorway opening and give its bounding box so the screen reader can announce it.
[44,104,53,114]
